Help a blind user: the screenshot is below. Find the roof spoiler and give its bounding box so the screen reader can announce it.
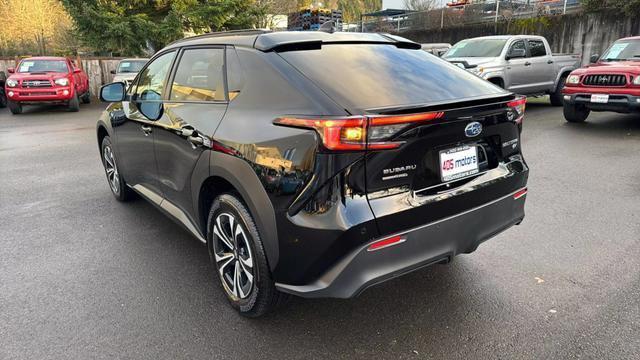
[263,38,421,53]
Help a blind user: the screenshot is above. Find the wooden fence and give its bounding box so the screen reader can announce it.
[0,57,126,98]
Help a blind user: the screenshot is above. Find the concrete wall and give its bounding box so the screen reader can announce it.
[0,58,122,98]
[401,10,640,66]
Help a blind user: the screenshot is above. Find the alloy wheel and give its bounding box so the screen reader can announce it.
[213,212,255,300]
[102,145,120,194]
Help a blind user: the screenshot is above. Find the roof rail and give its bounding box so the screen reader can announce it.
[167,29,272,47]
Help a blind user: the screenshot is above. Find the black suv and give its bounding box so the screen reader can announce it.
[97,31,529,317]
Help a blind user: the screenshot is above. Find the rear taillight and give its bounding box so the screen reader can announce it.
[507,96,526,125]
[274,112,444,151]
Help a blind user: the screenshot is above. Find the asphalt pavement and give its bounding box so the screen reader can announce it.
[1,99,639,359]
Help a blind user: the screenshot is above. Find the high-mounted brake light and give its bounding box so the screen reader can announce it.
[274,112,445,151]
[507,96,526,125]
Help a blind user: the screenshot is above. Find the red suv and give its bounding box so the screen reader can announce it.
[4,56,90,114]
[562,36,640,122]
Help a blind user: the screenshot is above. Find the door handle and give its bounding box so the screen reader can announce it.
[547,60,554,64]
[178,128,194,137]
[140,125,152,136]
[188,135,204,147]
[524,62,532,66]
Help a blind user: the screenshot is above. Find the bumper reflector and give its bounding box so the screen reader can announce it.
[367,235,406,252]
[513,188,528,200]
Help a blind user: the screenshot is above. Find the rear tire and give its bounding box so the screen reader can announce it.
[81,91,91,104]
[8,100,22,115]
[68,92,80,112]
[207,193,289,317]
[550,75,567,106]
[563,102,590,123]
[0,89,6,108]
[101,136,133,201]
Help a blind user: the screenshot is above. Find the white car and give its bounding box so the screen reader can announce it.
[110,59,149,88]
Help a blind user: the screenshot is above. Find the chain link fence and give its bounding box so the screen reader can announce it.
[352,0,582,33]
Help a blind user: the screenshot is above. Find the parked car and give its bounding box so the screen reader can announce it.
[562,36,640,122]
[0,71,7,108]
[4,56,90,114]
[97,30,529,317]
[110,58,149,88]
[421,43,451,57]
[443,35,580,105]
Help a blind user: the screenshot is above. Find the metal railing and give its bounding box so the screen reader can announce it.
[349,0,582,33]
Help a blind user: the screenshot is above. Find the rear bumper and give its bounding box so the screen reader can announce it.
[5,87,74,103]
[275,188,526,298]
[563,93,640,113]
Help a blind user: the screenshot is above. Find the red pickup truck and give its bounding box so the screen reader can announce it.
[4,56,90,115]
[562,36,640,122]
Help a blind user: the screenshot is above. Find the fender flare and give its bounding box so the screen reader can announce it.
[208,151,279,271]
[485,74,506,88]
[554,67,574,88]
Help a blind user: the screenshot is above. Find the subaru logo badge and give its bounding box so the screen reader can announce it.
[465,122,482,137]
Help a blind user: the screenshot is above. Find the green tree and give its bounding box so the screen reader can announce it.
[62,0,265,56]
[62,0,183,56]
[337,0,381,24]
[581,0,640,16]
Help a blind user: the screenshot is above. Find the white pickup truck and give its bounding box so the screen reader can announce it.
[443,35,581,105]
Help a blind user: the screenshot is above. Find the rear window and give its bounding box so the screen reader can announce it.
[279,44,505,111]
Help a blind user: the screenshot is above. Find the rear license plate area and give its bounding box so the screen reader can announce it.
[439,146,480,182]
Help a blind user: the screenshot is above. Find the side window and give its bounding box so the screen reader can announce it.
[508,40,527,57]
[134,51,176,101]
[528,40,547,57]
[226,46,245,101]
[170,48,225,102]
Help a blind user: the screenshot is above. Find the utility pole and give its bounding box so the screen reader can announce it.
[563,0,568,14]
[495,0,500,23]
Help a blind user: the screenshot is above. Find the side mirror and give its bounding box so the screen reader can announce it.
[590,54,600,64]
[138,89,163,121]
[100,82,126,102]
[7,67,15,74]
[110,69,116,74]
[506,48,526,60]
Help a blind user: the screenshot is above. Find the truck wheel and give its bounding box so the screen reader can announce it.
[81,91,91,104]
[563,103,590,123]
[8,100,22,115]
[68,93,80,112]
[550,75,567,106]
[207,193,289,317]
[0,90,6,108]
